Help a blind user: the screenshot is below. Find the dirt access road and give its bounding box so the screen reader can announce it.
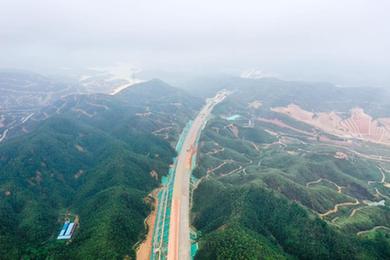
[167,90,230,260]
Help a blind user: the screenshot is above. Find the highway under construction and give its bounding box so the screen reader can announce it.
[150,90,230,260]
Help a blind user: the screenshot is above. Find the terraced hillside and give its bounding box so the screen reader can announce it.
[0,79,201,259]
[191,78,390,259]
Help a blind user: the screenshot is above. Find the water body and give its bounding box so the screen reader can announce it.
[226,114,241,121]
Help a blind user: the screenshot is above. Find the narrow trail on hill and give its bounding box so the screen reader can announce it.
[369,166,387,185]
[152,126,174,134]
[379,167,386,183]
[348,199,386,218]
[306,178,343,193]
[207,161,229,174]
[85,101,110,110]
[375,188,390,200]
[357,226,390,236]
[319,199,360,218]
[218,165,243,178]
[72,108,94,117]
[206,144,225,155]
[349,206,369,218]
[251,141,260,152]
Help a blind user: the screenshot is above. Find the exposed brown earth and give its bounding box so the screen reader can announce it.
[272,104,390,145]
[248,100,262,109]
[136,189,160,260]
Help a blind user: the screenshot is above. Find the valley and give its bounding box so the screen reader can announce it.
[146,90,230,260]
[1,76,389,259]
[2,1,390,259]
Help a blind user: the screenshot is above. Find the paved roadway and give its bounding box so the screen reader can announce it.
[167,90,230,260]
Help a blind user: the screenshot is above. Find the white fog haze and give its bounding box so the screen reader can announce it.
[0,0,389,86]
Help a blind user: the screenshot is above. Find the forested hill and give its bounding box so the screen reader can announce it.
[0,79,201,259]
[181,77,390,117]
[191,80,390,259]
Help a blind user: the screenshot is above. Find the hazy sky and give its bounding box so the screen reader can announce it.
[1,0,389,85]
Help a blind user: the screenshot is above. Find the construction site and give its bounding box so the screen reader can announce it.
[149,90,230,260]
